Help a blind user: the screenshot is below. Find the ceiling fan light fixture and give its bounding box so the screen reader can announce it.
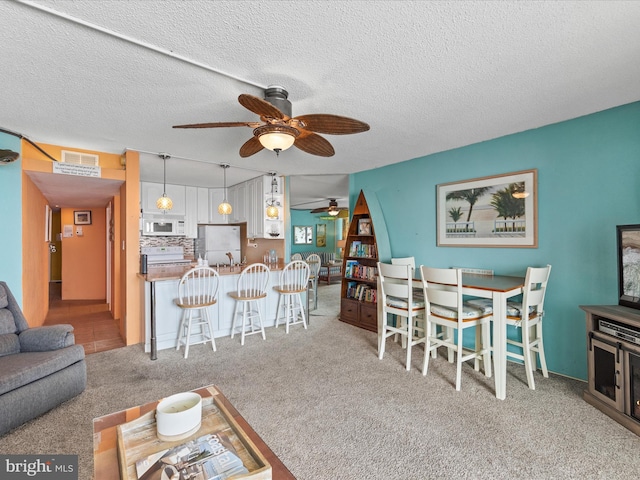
[254,125,298,152]
[328,207,340,216]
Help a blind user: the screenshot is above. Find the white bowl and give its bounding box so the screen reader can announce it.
[156,392,202,441]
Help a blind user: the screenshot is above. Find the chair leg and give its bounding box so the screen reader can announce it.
[521,323,536,390]
[176,309,187,351]
[275,295,282,328]
[184,310,193,359]
[455,329,463,391]
[379,313,388,360]
[474,326,481,372]
[299,293,308,329]
[536,322,549,378]
[230,302,239,339]
[255,300,266,340]
[204,307,216,352]
[241,302,249,346]
[482,321,492,378]
[422,318,433,376]
[405,316,412,371]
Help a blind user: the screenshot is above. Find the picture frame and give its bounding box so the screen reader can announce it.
[357,218,372,235]
[316,224,327,247]
[293,225,313,245]
[436,169,538,248]
[74,210,92,225]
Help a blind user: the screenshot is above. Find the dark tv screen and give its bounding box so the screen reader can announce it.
[617,224,640,310]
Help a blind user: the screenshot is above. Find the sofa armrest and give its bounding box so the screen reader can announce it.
[19,325,75,352]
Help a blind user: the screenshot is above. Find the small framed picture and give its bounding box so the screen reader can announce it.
[358,218,372,235]
[74,210,92,225]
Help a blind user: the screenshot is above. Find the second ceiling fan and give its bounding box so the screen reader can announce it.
[173,86,370,157]
[310,199,347,216]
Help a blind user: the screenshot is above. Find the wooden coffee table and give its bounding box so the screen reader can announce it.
[93,385,295,479]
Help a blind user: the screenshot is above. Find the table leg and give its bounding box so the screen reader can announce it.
[492,291,506,400]
[150,282,157,361]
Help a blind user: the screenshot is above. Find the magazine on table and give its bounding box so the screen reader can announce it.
[135,432,249,480]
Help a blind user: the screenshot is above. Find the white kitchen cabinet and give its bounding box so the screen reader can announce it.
[184,186,198,238]
[141,182,186,216]
[197,187,211,223]
[228,183,246,224]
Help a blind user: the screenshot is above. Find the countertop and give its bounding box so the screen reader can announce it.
[139,262,285,282]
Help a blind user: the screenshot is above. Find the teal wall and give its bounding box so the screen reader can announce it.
[0,132,23,305]
[290,209,338,256]
[351,102,640,381]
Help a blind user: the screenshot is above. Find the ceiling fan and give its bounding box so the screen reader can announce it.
[310,199,347,216]
[173,86,370,157]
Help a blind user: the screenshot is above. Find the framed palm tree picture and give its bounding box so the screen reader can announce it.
[436,169,537,248]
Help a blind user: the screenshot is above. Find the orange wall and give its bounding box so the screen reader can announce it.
[61,207,106,300]
[21,174,50,326]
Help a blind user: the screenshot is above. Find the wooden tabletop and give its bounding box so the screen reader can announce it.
[93,385,295,479]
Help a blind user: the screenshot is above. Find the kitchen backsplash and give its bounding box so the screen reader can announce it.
[139,236,195,258]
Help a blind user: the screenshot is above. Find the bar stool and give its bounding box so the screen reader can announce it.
[228,263,271,345]
[274,260,310,333]
[174,266,219,359]
[306,253,321,311]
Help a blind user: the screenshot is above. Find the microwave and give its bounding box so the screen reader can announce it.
[141,216,185,236]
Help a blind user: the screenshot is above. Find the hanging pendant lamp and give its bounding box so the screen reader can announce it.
[266,173,279,219]
[218,164,232,215]
[156,153,173,211]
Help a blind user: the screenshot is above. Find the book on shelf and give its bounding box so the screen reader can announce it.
[349,241,361,257]
[348,284,377,303]
[348,242,377,258]
[135,432,249,480]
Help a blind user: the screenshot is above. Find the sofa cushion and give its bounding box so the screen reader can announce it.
[0,333,20,357]
[0,345,86,396]
[0,285,7,308]
[0,309,16,334]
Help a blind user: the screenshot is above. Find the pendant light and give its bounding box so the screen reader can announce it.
[266,173,279,219]
[218,164,232,215]
[156,153,173,211]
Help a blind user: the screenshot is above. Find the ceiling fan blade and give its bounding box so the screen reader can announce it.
[294,131,335,157]
[310,207,329,214]
[173,121,260,129]
[238,94,288,120]
[239,136,264,157]
[293,114,370,135]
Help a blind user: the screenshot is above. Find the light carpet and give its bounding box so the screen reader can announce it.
[1,284,639,479]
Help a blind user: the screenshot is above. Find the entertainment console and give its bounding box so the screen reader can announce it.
[580,305,640,436]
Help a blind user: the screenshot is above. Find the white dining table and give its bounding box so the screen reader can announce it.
[391,273,525,399]
[459,273,526,400]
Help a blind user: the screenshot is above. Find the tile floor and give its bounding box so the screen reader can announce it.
[44,283,125,355]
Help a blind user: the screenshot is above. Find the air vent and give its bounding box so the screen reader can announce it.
[61,150,99,166]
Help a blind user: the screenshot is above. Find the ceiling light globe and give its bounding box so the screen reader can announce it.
[218,201,232,215]
[328,209,340,216]
[156,194,173,211]
[254,125,299,152]
[511,191,529,199]
[266,205,279,219]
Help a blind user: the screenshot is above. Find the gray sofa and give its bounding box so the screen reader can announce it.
[0,281,86,436]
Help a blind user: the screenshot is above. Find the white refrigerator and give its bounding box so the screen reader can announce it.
[196,225,242,266]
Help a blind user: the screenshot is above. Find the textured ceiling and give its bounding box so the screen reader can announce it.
[1,0,640,209]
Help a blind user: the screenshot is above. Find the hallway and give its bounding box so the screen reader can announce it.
[44,282,125,355]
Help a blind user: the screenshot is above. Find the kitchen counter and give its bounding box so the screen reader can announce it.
[139,262,286,282]
[139,261,296,359]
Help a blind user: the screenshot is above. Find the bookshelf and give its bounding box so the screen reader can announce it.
[339,190,391,332]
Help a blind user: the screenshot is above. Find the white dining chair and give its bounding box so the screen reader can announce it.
[306,253,321,310]
[228,263,271,345]
[420,266,493,390]
[505,264,552,389]
[378,262,426,371]
[174,266,220,359]
[274,260,310,333]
